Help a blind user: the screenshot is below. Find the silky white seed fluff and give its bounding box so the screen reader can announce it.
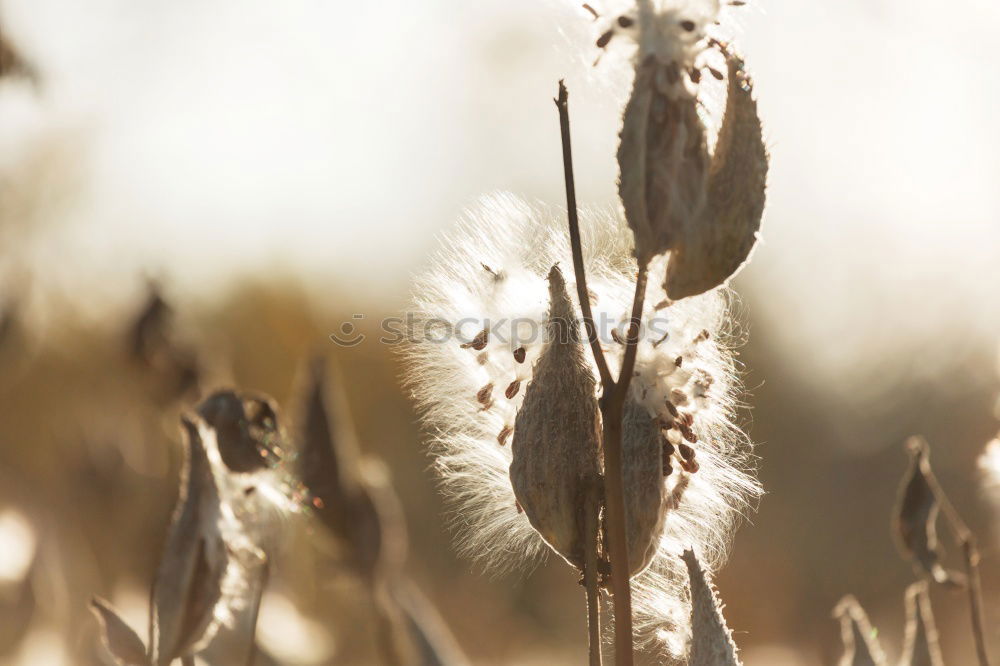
[403,193,760,657]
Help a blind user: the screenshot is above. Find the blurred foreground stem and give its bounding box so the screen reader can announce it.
[556,80,638,666]
[925,458,992,666]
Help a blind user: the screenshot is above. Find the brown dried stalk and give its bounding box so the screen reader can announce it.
[894,437,992,666]
[557,80,647,666]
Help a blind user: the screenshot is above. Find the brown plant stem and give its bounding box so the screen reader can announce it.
[583,479,603,666]
[555,80,614,390]
[244,564,270,666]
[556,80,637,666]
[923,457,992,666]
[961,537,992,666]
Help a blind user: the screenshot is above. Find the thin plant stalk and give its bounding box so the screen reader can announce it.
[556,81,614,391]
[244,564,270,666]
[583,478,603,666]
[922,457,992,666]
[557,80,644,666]
[962,538,991,666]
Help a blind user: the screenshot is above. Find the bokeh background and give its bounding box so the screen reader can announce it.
[1,0,999,663]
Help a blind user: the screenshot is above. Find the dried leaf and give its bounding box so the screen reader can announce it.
[618,55,710,265]
[664,53,768,299]
[509,265,602,570]
[833,595,887,666]
[149,416,229,666]
[683,549,741,666]
[90,597,148,666]
[893,437,965,588]
[900,582,944,666]
[622,396,667,576]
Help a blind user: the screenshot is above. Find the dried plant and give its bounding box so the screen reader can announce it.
[892,437,965,588]
[833,595,887,666]
[91,390,297,665]
[298,357,468,666]
[90,597,147,666]
[900,582,944,666]
[682,549,740,666]
[402,193,760,661]
[892,436,992,666]
[126,283,202,403]
[0,26,36,82]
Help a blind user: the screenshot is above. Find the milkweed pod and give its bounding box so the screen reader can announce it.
[664,53,768,299]
[684,549,742,666]
[90,597,147,666]
[618,54,710,266]
[893,437,965,588]
[509,265,602,570]
[150,416,228,665]
[197,390,283,473]
[622,396,668,576]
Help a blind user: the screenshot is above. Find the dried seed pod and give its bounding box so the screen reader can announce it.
[197,390,283,473]
[664,54,768,299]
[892,437,965,588]
[618,53,710,266]
[900,582,944,666]
[509,265,602,570]
[622,397,668,576]
[150,416,229,666]
[0,31,36,81]
[832,595,887,666]
[683,549,741,666]
[90,597,147,666]
[299,358,407,582]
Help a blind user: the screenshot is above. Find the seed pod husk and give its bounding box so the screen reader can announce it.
[618,54,710,266]
[509,265,601,570]
[664,53,768,299]
[622,396,667,576]
[893,437,965,588]
[683,549,742,666]
[90,597,147,666]
[150,416,228,665]
[197,390,283,473]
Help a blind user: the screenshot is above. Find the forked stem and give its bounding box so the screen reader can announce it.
[556,80,640,666]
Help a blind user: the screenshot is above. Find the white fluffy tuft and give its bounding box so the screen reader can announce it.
[403,193,760,656]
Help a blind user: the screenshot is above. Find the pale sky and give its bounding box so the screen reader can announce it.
[1,0,999,385]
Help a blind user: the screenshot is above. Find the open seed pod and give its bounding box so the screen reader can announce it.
[509,265,602,570]
[663,53,768,299]
[149,416,228,666]
[618,52,709,267]
[621,396,668,576]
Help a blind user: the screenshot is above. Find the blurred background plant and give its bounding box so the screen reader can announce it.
[0,0,998,664]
